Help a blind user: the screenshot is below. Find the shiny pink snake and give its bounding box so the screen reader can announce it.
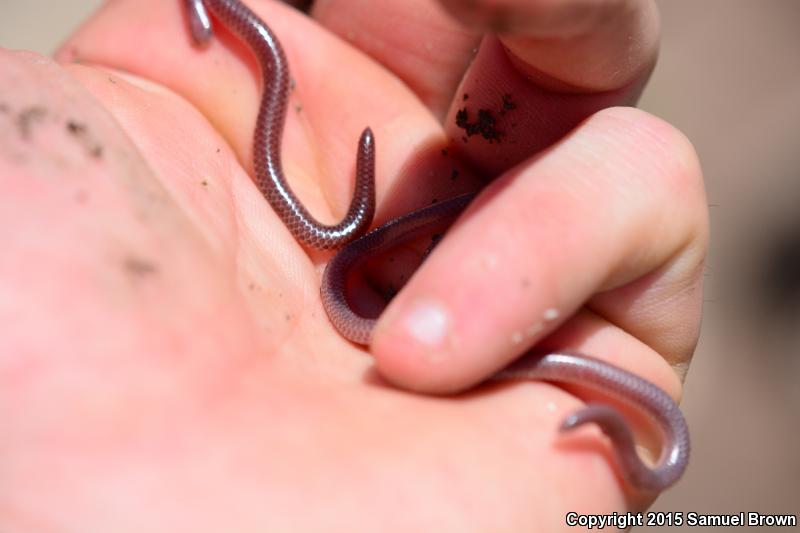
[185,0,690,492]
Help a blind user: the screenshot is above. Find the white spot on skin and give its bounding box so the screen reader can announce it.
[402,299,450,347]
[543,308,559,321]
[511,331,523,344]
[546,401,557,413]
[424,42,433,52]
[526,322,544,337]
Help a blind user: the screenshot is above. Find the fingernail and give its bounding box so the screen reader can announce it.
[399,299,450,347]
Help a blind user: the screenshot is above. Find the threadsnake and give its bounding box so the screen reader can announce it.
[185,0,690,492]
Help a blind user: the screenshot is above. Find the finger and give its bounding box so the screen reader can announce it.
[311,0,482,119]
[370,107,708,393]
[437,0,660,92]
[441,0,659,177]
[55,0,440,228]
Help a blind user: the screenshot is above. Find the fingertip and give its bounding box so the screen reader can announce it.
[371,297,463,393]
[438,0,659,92]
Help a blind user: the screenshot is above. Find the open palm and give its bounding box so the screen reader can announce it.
[0,0,707,531]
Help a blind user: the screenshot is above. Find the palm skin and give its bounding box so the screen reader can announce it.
[0,0,705,531]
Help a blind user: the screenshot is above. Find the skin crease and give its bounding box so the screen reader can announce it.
[0,0,707,532]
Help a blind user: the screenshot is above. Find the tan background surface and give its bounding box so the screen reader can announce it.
[2,1,799,530]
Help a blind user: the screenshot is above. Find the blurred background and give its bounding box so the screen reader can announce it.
[2,0,798,529]
[639,1,800,528]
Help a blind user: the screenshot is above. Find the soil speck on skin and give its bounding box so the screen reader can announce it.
[463,93,469,101]
[294,104,302,113]
[420,233,444,262]
[455,93,517,144]
[108,77,117,85]
[441,148,449,157]
[431,198,438,204]
[201,179,208,187]
[450,168,460,180]
[501,93,516,114]
[123,256,159,279]
[285,313,293,322]
[66,119,103,159]
[384,285,398,300]
[455,107,502,143]
[66,121,85,135]
[17,106,47,140]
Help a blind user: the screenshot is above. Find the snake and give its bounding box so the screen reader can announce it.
[184,0,690,492]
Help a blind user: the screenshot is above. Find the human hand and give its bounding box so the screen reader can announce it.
[0,0,706,531]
